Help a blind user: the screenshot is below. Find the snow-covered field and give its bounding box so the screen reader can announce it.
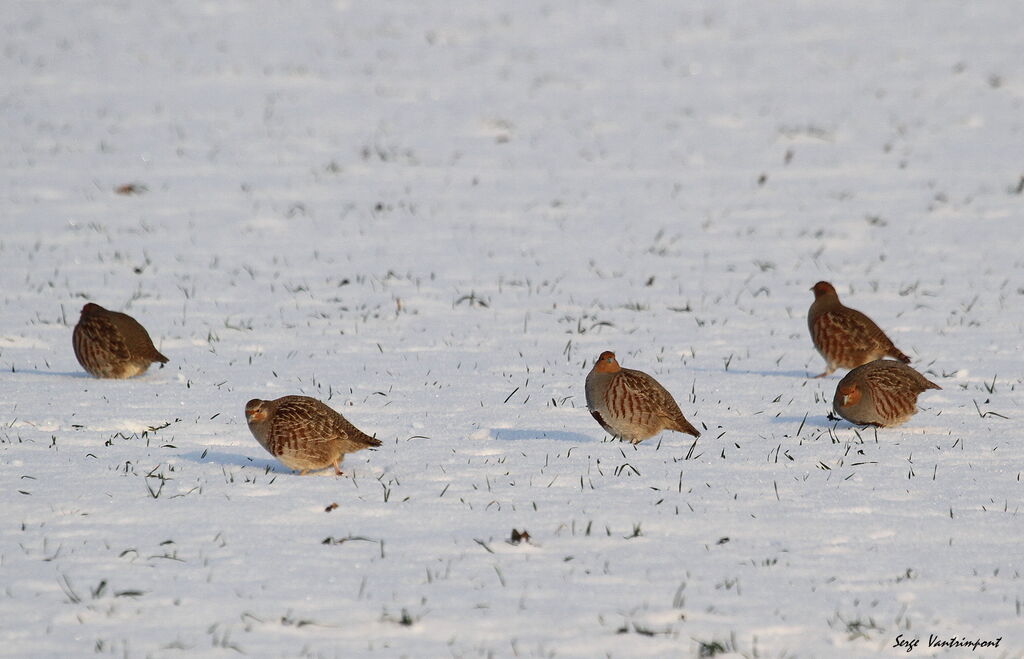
[3,1,1023,656]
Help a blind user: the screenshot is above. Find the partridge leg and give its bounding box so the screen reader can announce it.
[813,364,836,378]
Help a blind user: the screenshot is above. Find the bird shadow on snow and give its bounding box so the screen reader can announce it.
[14,368,91,379]
[769,414,841,429]
[181,450,284,472]
[691,367,813,379]
[14,368,174,382]
[490,428,593,442]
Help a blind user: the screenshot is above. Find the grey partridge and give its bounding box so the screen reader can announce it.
[585,351,700,444]
[72,302,169,378]
[833,359,940,427]
[808,281,910,377]
[244,395,381,475]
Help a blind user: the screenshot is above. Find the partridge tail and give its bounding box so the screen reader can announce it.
[358,432,383,448]
[671,416,701,438]
[153,350,169,364]
[888,347,911,364]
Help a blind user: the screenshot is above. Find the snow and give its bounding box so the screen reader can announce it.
[2,1,1023,656]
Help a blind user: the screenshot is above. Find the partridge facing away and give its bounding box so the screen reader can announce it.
[808,281,910,378]
[585,351,700,444]
[72,302,169,378]
[244,395,381,475]
[833,359,940,427]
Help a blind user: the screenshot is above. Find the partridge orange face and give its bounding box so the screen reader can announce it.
[593,351,621,374]
[811,281,836,298]
[245,399,268,423]
[836,383,861,407]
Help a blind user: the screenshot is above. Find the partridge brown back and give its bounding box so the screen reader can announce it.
[586,367,700,443]
[73,303,168,378]
[808,283,909,376]
[251,396,381,473]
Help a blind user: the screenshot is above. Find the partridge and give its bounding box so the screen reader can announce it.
[808,281,910,377]
[585,351,700,444]
[72,302,169,378]
[833,359,940,427]
[244,395,381,475]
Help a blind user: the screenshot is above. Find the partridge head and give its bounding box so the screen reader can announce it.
[72,302,169,378]
[585,350,700,444]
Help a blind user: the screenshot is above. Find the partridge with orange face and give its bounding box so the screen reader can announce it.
[808,281,910,378]
[72,302,169,378]
[833,359,940,427]
[244,395,381,475]
[585,351,700,444]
